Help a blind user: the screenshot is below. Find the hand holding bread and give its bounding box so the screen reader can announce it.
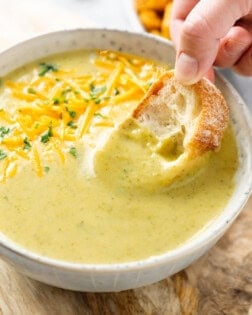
[171,0,252,84]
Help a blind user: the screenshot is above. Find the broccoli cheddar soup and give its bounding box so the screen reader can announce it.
[0,50,238,263]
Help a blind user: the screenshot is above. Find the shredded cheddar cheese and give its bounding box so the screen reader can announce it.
[0,50,168,180]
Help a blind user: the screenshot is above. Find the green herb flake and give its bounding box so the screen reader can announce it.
[94,98,101,104]
[41,125,53,143]
[94,112,107,119]
[23,137,32,150]
[39,63,58,76]
[61,87,72,97]
[67,121,77,129]
[114,88,120,95]
[66,107,77,118]
[89,84,107,98]
[69,146,77,158]
[74,90,80,95]
[0,150,7,160]
[89,83,95,92]
[44,166,50,173]
[0,126,10,138]
[27,87,36,94]
[53,98,60,105]
[89,84,107,104]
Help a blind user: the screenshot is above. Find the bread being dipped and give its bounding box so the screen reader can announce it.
[94,71,229,191]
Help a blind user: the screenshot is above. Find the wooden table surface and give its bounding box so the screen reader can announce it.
[0,1,251,314]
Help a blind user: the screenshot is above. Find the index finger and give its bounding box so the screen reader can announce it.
[173,0,252,84]
[171,0,199,48]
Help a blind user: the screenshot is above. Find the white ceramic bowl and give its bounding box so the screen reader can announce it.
[0,29,252,292]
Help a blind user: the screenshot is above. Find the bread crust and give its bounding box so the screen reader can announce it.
[133,71,229,156]
[191,79,229,153]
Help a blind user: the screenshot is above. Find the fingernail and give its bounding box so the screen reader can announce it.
[175,52,199,84]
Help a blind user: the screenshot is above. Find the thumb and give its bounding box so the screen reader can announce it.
[175,0,252,84]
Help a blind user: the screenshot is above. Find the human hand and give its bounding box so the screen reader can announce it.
[171,0,252,84]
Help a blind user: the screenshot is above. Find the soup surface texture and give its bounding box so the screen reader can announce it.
[0,50,238,263]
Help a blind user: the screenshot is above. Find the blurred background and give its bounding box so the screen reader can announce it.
[0,0,251,106]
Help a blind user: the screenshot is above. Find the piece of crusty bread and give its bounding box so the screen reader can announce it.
[94,71,229,191]
[133,70,229,157]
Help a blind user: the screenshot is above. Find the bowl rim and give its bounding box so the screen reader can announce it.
[0,28,252,273]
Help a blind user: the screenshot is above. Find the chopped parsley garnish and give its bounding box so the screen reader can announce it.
[67,121,77,129]
[41,125,53,143]
[23,137,32,150]
[44,166,50,173]
[94,112,107,119]
[94,98,101,104]
[61,87,72,98]
[39,63,58,76]
[89,83,96,92]
[27,87,36,94]
[88,84,107,104]
[0,150,7,160]
[53,98,60,105]
[89,84,107,98]
[66,107,77,118]
[114,88,120,95]
[52,88,72,105]
[0,126,10,138]
[69,146,77,158]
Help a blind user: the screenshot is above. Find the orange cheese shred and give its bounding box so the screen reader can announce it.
[32,146,43,177]
[0,50,168,181]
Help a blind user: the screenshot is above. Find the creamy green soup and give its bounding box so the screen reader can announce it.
[0,50,238,263]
